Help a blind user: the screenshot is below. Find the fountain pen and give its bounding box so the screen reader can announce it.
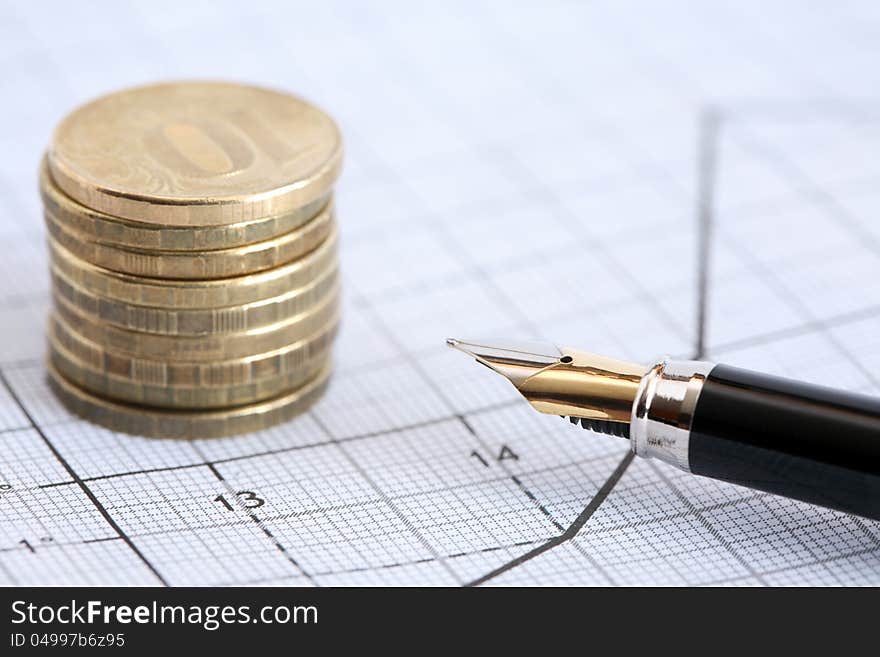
[447,338,880,520]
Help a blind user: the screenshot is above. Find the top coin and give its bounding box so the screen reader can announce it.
[48,81,342,226]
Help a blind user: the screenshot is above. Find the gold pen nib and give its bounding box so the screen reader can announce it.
[446,338,562,385]
[446,338,647,432]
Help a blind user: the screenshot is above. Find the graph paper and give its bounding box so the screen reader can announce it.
[1,0,879,586]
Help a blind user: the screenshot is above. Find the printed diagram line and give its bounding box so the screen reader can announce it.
[695,107,721,361]
[467,452,636,586]
[0,369,169,587]
[197,447,318,586]
[465,107,721,586]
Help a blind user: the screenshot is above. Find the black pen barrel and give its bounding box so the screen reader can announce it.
[688,364,880,520]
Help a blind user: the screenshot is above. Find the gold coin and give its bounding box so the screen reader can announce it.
[48,226,338,309]
[40,157,330,251]
[49,312,339,386]
[45,201,334,279]
[52,281,340,361]
[49,332,330,409]
[51,257,338,336]
[47,359,332,439]
[48,81,342,226]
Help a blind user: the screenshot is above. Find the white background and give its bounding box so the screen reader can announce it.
[0,1,878,585]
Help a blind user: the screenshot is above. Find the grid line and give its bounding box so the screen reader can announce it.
[0,1,878,586]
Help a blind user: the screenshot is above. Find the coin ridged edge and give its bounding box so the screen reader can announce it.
[47,81,343,226]
[48,142,342,226]
[40,157,332,251]
[49,311,340,385]
[49,332,331,409]
[44,202,335,279]
[47,225,339,309]
[51,258,339,336]
[51,281,340,361]
[47,359,332,439]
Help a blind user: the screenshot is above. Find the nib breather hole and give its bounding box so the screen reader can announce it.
[559,355,573,364]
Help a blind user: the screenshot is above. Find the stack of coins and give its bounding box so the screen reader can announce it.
[41,82,342,439]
